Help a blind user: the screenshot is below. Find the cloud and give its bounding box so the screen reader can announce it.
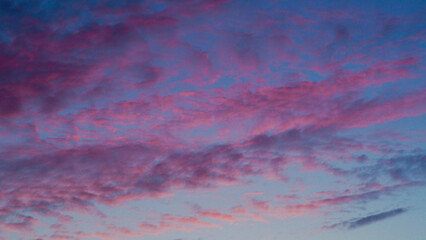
[352,154,426,183]
[0,0,424,238]
[283,183,418,215]
[324,208,408,230]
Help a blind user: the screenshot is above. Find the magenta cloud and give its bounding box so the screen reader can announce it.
[0,0,425,239]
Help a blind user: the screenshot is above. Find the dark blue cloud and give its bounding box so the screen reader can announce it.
[324,208,408,230]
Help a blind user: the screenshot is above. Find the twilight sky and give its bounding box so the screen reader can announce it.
[0,0,425,239]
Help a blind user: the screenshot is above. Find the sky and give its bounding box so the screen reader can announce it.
[0,0,425,239]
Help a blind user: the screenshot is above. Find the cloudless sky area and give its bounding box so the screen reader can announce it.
[0,0,425,239]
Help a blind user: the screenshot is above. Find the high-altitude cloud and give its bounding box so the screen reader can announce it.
[0,0,425,239]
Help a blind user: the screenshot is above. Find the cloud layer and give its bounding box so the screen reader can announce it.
[0,0,425,239]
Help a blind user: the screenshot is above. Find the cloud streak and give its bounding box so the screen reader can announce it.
[324,208,408,230]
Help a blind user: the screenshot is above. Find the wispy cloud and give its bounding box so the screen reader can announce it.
[324,208,408,230]
[0,0,424,239]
